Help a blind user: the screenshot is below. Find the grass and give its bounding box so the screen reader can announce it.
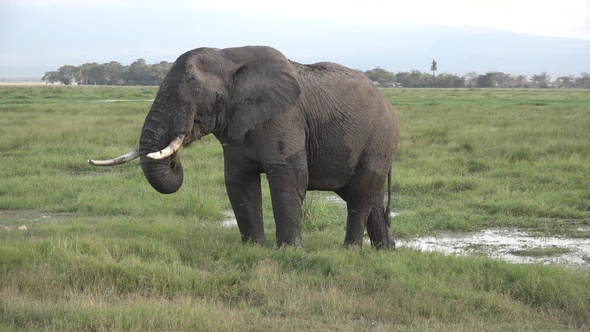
[510,246,573,257]
[1,85,589,330]
[384,88,590,236]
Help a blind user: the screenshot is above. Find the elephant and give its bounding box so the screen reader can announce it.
[89,46,399,249]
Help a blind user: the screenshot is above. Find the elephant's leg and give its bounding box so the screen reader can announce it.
[342,198,372,247]
[340,168,390,248]
[265,165,308,247]
[366,193,395,249]
[225,169,266,245]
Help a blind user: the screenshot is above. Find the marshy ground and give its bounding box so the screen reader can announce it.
[1,86,589,330]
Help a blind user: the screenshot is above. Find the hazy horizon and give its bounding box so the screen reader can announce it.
[2,0,589,79]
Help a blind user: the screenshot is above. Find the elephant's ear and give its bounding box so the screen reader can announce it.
[222,46,301,143]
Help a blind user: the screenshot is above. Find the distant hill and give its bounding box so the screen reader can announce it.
[291,26,590,78]
[1,25,588,80]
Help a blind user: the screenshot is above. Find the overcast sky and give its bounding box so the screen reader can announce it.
[1,0,589,77]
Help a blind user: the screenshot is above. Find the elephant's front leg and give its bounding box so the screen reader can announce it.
[225,168,266,245]
[265,165,308,248]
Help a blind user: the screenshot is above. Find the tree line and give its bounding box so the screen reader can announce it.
[43,60,590,88]
[364,67,590,88]
[42,60,173,86]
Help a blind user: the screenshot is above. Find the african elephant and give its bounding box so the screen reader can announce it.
[89,46,399,248]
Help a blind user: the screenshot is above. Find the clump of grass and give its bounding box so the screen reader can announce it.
[302,192,343,231]
[510,246,572,257]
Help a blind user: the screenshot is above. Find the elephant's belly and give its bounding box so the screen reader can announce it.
[305,139,359,191]
[307,177,344,191]
[306,160,351,191]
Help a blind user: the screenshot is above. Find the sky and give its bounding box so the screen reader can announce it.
[1,0,589,78]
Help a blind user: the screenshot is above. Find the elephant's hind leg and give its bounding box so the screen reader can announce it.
[343,203,371,247]
[339,167,391,248]
[366,204,395,249]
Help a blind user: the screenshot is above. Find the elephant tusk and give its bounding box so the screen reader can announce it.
[88,147,140,166]
[147,134,185,160]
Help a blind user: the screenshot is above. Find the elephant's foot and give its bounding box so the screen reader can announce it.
[371,236,396,250]
[276,235,303,249]
[366,207,396,250]
[241,233,267,246]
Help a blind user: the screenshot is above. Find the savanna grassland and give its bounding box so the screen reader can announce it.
[1,86,589,331]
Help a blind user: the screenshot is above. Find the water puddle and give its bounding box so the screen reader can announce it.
[222,210,237,228]
[399,228,590,272]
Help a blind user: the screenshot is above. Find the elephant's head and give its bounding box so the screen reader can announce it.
[89,46,301,194]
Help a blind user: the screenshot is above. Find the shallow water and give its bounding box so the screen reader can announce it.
[399,228,590,272]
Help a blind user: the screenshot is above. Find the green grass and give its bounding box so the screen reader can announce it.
[1,86,589,330]
[510,246,573,257]
[384,88,590,237]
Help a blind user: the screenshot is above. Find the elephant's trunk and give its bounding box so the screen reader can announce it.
[139,151,183,194]
[139,99,188,194]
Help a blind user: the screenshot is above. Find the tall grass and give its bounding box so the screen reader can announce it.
[385,88,590,236]
[1,86,589,330]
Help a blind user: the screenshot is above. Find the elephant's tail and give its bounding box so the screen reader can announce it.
[385,168,392,227]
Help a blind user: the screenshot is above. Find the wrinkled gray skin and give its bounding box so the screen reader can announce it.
[139,46,399,248]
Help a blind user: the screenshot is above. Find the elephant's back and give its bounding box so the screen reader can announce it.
[293,61,376,90]
[292,62,398,190]
[293,61,394,118]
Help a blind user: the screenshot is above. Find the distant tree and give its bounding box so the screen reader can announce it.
[104,61,124,85]
[514,75,528,87]
[430,59,437,77]
[493,72,510,87]
[41,71,63,84]
[465,72,478,87]
[126,59,149,85]
[531,72,550,88]
[395,71,416,87]
[556,75,575,88]
[394,70,433,88]
[364,67,396,86]
[476,72,498,88]
[432,73,465,88]
[577,72,590,88]
[88,64,109,85]
[145,61,172,85]
[56,65,80,85]
[393,71,409,87]
[78,63,93,85]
